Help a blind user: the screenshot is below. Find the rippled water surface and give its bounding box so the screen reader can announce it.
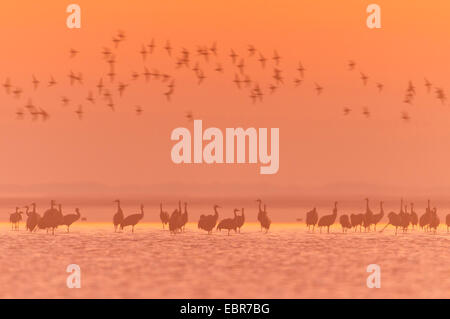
[1,222,449,298]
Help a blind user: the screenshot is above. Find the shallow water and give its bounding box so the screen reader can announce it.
[1,222,449,298]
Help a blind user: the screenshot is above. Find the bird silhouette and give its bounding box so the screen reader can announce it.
[297,61,305,78]
[9,207,22,230]
[159,203,169,229]
[234,208,245,233]
[318,202,337,233]
[217,209,239,235]
[339,215,352,233]
[62,208,81,232]
[113,199,124,232]
[409,203,418,229]
[306,207,318,231]
[25,203,40,232]
[260,204,271,233]
[446,213,450,233]
[180,202,188,232]
[371,201,384,231]
[121,204,144,233]
[348,60,356,71]
[360,72,369,86]
[198,205,220,234]
[314,83,323,95]
[38,200,63,235]
[429,207,440,233]
[169,201,183,234]
[69,48,79,58]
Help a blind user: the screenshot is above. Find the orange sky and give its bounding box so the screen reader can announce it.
[1,0,450,198]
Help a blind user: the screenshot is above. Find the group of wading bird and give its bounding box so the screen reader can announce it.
[8,198,271,235]
[3,30,448,122]
[306,198,449,234]
[8,198,450,235]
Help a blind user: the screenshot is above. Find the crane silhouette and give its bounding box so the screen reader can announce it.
[318,202,338,233]
[234,208,245,233]
[113,199,124,232]
[159,203,169,229]
[217,209,239,235]
[121,204,144,233]
[25,203,40,232]
[198,205,220,234]
[306,207,318,232]
[62,208,81,232]
[10,207,23,230]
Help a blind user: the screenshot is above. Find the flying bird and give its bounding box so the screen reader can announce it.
[401,111,410,122]
[69,48,79,58]
[273,50,280,65]
[48,76,57,87]
[75,105,83,119]
[258,53,266,68]
[148,38,155,53]
[164,40,172,56]
[248,45,256,56]
[297,61,305,78]
[314,83,323,95]
[96,78,104,94]
[2,78,11,94]
[348,60,356,71]
[135,105,143,115]
[360,72,369,86]
[229,49,238,64]
[32,75,39,90]
[363,107,370,118]
[424,78,432,93]
[376,82,384,93]
[140,45,147,61]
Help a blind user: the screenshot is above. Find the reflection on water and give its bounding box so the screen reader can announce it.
[1,222,449,298]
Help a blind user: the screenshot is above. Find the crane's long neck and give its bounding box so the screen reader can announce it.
[76,209,80,217]
[160,203,163,213]
[366,199,369,210]
[380,202,384,213]
[258,201,262,213]
[32,204,36,214]
[214,206,218,216]
[140,206,144,217]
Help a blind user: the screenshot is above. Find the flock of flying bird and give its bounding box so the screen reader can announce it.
[8,197,450,235]
[306,198,450,235]
[3,30,448,122]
